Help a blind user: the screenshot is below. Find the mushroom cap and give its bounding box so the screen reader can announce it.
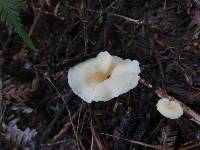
[156,98,183,119]
[68,51,140,103]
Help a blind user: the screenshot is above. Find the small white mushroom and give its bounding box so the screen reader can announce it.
[68,51,140,103]
[156,98,183,119]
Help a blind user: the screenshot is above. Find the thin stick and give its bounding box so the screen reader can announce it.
[29,1,44,36]
[90,130,94,150]
[81,0,88,54]
[46,77,80,150]
[100,133,168,150]
[179,142,200,150]
[91,121,106,150]
[0,53,5,124]
[108,12,142,25]
[40,91,72,143]
[67,5,142,25]
[0,55,3,120]
[20,0,44,52]
[52,112,78,142]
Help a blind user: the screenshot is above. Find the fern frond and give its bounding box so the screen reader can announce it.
[0,0,36,51]
[17,0,28,11]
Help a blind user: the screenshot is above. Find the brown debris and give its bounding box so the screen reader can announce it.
[159,125,178,150]
[1,0,200,149]
[52,112,78,142]
[3,77,39,102]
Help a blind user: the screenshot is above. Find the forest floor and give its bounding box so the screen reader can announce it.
[0,0,200,150]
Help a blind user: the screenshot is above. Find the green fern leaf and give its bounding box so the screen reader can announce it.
[0,0,36,51]
[17,0,28,11]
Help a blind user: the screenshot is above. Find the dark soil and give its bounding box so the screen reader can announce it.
[0,0,200,150]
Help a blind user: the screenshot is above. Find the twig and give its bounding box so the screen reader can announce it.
[41,138,77,148]
[139,78,200,125]
[68,5,143,25]
[92,0,125,51]
[0,51,5,125]
[90,131,94,150]
[19,1,44,52]
[29,1,44,36]
[52,111,79,142]
[90,121,106,150]
[2,29,12,51]
[108,12,142,25]
[179,142,200,150]
[40,90,73,143]
[45,77,81,149]
[0,54,2,121]
[81,1,88,54]
[100,133,168,150]
[44,0,51,6]
[145,119,165,143]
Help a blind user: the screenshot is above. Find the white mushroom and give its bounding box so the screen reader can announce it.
[156,98,183,119]
[68,51,140,103]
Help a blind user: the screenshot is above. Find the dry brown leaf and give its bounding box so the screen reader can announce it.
[3,77,39,102]
[13,49,28,61]
[159,125,178,150]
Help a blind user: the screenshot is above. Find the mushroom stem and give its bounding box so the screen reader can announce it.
[139,79,200,125]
